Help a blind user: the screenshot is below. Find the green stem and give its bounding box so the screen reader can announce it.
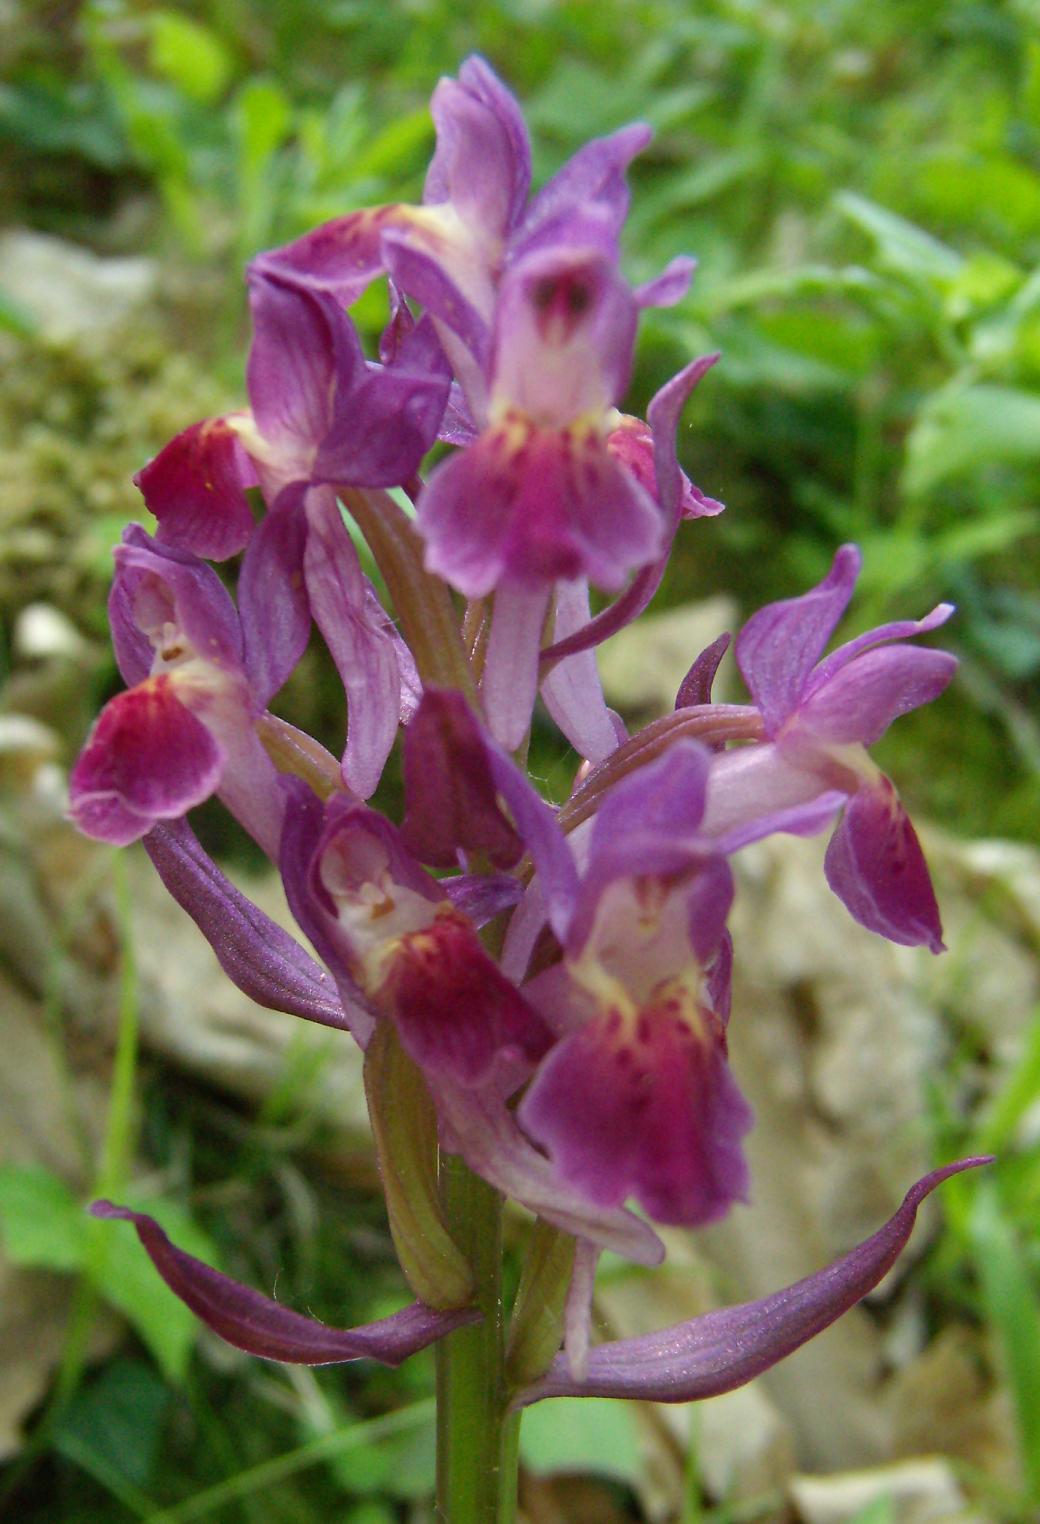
[435,1154,519,1522]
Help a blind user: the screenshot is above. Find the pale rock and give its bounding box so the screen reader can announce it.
[790,1457,979,1524]
[0,231,157,344]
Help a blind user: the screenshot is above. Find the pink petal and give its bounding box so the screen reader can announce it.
[824,779,945,952]
[736,545,861,733]
[69,678,225,845]
[135,417,258,560]
[519,999,752,1227]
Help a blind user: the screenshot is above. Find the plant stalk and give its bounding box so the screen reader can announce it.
[435,1153,519,1522]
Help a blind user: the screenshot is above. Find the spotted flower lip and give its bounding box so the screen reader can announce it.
[515,741,752,1229]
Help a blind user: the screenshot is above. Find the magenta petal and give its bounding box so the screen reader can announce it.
[135,417,258,560]
[585,738,711,883]
[250,207,404,305]
[798,645,958,746]
[810,602,956,691]
[444,872,523,927]
[247,273,354,455]
[519,1003,752,1227]
[514,1157,992,1405]
[144,818,356,1034]
[736,545,861,733]
[400,689,523,869]
[481,583,549,750]
[69,679,224,844]
[435,1080,665,1267]
[278,782,377,1042]
[315,360,449,489]
[383,913,553,1083]
[635,255,697,309]
[303,494,400,799]
[239,498,311,707]
[482,741,580,943]
[423,424,663,598]
[112,527,245,685]
[824,780,945,952]
[492,249,638,422]
[382,232,492,374]
[539,580,620,764]
[425,56,531,236]
[519,123,652,258]
[676,633,732,710]
[90,1202,476,1365]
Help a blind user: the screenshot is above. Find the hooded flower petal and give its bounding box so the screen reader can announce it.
[424,55,531,238]
[90,1203,477,1365]
[736,545,861,734]
[824,777,945,952]
[513,1157,991,1405]
[400,688,524,869]
[135,416,258,560]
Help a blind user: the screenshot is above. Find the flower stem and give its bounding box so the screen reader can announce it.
[436,1152,519,1522]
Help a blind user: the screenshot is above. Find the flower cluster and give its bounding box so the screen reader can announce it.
[74,58,984,1408]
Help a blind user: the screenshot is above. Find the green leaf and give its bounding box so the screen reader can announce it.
[975,1008,1040,1155]
[148,12,234,105]
[0,1165,86,1271]
[836,193,962,283]
[520,1396,641,1484]
[969,1185,1040,1502]
[54,1356,170,1492]
[846,1499,896,1524]
[0,283,37,337]
[904,384,1040,497]
[234,78,292,179]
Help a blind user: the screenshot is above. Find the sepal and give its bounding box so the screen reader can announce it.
[89,1202,477,1366]
[513,1158,992,1405]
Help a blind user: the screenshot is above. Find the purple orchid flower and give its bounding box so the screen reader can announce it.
[69,528,283,857]
[136,274,444,797]
[702,545,957,950]
[278,778,553,1084]
[514,739,838,1228]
